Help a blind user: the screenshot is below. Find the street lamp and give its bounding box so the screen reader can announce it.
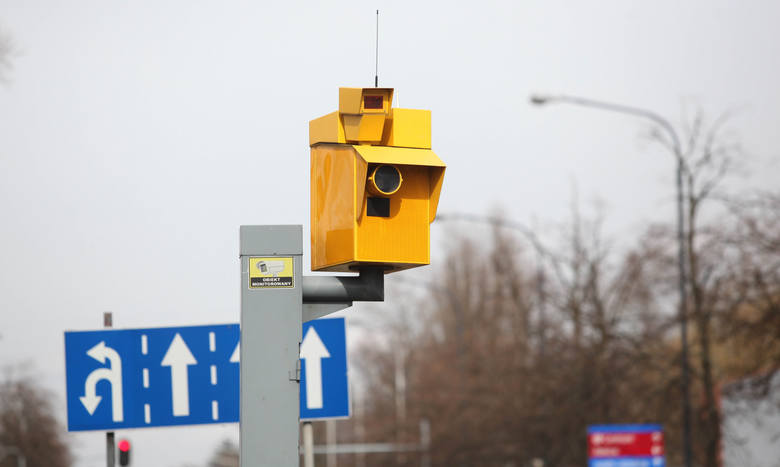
[530,93,693,467]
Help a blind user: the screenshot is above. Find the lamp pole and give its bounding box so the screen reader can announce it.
[530,94,692,467]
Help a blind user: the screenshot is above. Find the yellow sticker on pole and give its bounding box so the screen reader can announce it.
[249,257,294,289]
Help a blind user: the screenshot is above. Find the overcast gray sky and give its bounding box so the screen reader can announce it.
[1,1,779,465]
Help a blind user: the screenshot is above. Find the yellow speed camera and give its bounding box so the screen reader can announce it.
[309,87,445,273]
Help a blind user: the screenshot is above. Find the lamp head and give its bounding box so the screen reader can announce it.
[529,94,551,106]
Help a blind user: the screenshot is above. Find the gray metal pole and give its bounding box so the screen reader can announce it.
[530,94,693,467]
[395,349,407,466]
[104,312,115,467]
[676,156,693,467]
[303,422,315,467]
[419,419,431,467]
[355,395,366,467]
[326,420,337,467]
[106,432,115,467]
[240,226,303,467]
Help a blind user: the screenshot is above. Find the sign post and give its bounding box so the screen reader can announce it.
[103,312,115,467]
[302,422,314,467]
[239,225,303,466]
[299,317,350,466]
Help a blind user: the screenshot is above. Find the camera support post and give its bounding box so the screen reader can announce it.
[239,225,385,467]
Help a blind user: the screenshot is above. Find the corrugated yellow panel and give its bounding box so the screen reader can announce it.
[309,111,345,145]
[342,114,386,143]
[383,108,431,149]
[310,145,357,271]
[338,88,364,114]
[356,165,431,266]
[428,166,446,223]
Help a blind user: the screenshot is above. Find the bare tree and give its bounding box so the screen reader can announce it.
[651,107,745,467]
[344,109,778,467]
[717,192,780,380]
[349,206,683,466]
[350,186,780,466]
[0,373,72,467]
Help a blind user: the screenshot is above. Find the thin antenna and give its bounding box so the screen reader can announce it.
[374,10,379,87]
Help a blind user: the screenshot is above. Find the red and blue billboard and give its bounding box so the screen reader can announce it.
[588,424,665,467]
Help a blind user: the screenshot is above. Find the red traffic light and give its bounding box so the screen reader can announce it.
[118,439,130,452]
[118,439,131,466]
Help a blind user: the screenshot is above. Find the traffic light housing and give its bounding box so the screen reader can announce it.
[309,87,446,273]
[118,439,130,466]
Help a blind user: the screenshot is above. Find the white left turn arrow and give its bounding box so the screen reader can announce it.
[80,341,123,421]
[161,333,197,417]
[300,327,330,410]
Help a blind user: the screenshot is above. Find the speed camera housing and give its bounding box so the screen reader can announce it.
[309,87,446,273]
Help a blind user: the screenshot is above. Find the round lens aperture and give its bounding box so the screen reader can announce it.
[370,165,402,195]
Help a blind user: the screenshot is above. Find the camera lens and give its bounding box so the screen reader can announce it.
[371,165,402,195]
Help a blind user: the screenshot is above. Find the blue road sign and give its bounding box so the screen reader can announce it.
[300,317,350,420]
[65,324,240,431]
[64,318,349,431]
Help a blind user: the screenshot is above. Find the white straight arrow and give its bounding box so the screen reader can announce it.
[161,333,197,417]
[230,342,240,363]
[300,327,330,410]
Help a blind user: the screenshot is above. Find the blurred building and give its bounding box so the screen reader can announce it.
[720,370,780,467]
